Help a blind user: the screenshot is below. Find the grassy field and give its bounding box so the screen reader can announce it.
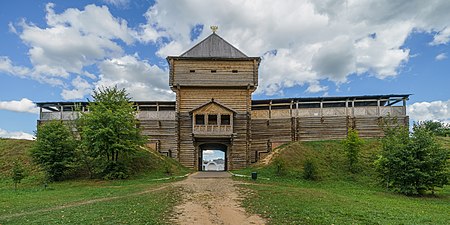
[235,138,450,224]
[0,138,189,224]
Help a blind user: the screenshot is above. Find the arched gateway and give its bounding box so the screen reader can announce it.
[36,29,410,171]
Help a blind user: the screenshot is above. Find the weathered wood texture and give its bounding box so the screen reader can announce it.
[170,60,257,87]
[178,112,196,168]
[139,120,177,158]
[179,87,251,113]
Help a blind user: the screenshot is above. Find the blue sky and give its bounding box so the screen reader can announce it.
[0,0,449,139]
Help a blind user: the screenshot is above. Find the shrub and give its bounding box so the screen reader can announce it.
[11,161,25,190]
[31,120,77,181]
[303,159,317,181]
[375,124,449,195]
[273,156,286,176]
[343,128,364,173]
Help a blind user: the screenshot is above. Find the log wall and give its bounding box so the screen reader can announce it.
[170,60,257,87]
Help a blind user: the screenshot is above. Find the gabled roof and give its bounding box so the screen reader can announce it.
[179,33,248,58]
[190,98,237,114]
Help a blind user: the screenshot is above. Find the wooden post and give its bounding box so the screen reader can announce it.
[377,99,381,116]
[59,105,63,120]
[269,100,272,119]
[352,100,355,117]
[319,101,323,117]
[402,98,407,115]
[345,99,348,116]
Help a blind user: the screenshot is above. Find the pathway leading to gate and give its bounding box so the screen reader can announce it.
[171,172,266,225]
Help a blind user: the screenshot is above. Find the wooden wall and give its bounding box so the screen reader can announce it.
[139,119,177,158]
[170,59,258,87]
[178,87,251,113]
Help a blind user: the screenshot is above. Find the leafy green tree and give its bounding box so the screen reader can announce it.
[343,128,364,173]
[11,161,25,190]
[31,120,77,181]
[78,86,144,179]
[414,120,450,137]
[375,124,449,195]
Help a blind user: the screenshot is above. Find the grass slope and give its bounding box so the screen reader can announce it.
[235,138,450,224]
[0,138,189,224]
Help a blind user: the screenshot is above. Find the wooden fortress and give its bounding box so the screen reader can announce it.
[37,32,410,170]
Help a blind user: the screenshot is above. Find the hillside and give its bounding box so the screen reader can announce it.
[234,138,450,224]
[239,139,382,183]
[0,138,189,185]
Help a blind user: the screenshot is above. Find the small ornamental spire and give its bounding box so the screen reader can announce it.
[210,25,218,33]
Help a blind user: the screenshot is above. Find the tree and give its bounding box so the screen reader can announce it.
[343,128,364,173]
[31,120,77,181]
[375,124,449,195]
[414,120,450,137]
[78,86,144,179]
[11,161,25,190]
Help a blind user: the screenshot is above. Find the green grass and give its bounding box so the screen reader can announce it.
[0,138,189,224]
[0,176,181,224]
[234,138,450,224]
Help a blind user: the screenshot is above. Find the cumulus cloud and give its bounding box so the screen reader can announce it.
[408,100,450,124]
[435,53,447,61]
[95,54,173,100]
[0,56,31,78]
[5,3,140,89]
[61,76,93,100]
[0,128,34,140]
[103,0,130,8]
[5,0,450,100]
[0,98,39,114]
[140,0,450,95]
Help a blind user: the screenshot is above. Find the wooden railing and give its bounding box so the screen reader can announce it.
[193,125,233,135]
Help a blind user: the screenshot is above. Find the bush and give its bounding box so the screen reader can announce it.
[303,159,317,181]
[31,120,77,181]
[375,124,449,195]
[11,161,25,190]
[343,128,364,173]
[273,156,286,176]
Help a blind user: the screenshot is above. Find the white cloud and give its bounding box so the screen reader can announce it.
[96,54,173,100]
[306,82,329,93]
[408,100,450,124]
[140,0,450,95]
[0,128,35,140]
[0,98,39,114]
[6,3,138,89]
[203,150,214,155]
[103,0,130,8]
[435,53,447,61]
[430,27,450,46]
[0,56,31,77]
[61,76,93,100]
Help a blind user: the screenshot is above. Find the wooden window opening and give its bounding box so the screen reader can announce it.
[232,70,238,73]
[220,114,231,125]
[195,114,205,125]
[208,114,218,125]
[190,69,195,73]
[211,69,217,73]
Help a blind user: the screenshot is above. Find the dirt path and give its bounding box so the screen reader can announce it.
[171,172,266,225]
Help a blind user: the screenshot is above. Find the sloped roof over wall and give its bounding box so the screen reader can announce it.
[180,33,248,58]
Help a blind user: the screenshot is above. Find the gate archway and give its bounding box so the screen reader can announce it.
[198,143,227,171]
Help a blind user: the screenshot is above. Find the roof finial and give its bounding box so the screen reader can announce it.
[210,25,218,33]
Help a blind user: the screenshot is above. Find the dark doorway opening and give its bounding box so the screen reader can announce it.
[198,143,227,171]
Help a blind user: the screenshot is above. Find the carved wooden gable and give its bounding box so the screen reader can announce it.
[191,100,236,115]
